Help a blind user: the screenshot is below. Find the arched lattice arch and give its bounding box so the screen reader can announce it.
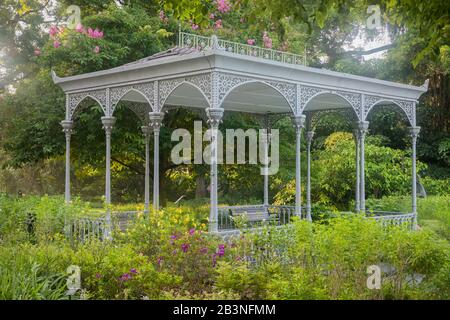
[218,79,296,115]
[66,90,107,120]
[301,90,362,120]
[158,79,212,112]
[363,97,415,126]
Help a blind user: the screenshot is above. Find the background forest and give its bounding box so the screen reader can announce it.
[0,0,449,209]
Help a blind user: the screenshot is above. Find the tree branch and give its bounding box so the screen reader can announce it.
[111,157,144,175]
[340,44,394,56]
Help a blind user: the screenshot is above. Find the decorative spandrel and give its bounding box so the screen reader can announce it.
[110,83,154,114]
[68,89,108,120]
[363,95,415,125]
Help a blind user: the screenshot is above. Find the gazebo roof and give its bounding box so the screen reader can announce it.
[53,33,428,124]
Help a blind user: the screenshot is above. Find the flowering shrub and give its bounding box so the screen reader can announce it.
[0,196,448,300]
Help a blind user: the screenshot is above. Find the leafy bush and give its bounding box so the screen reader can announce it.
[275,132,426,210]
[0,196,448,300]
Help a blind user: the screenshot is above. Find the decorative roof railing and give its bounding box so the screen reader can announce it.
[178,32,307,66]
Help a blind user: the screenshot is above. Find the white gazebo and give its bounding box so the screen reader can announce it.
[53,32,428,233]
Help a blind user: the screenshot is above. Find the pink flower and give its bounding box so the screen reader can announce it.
[75,23,84,33]
[209,13,215,19]
[93,46,100,54]
[189,228,196,235]
[49,25,58,37]
[191,23,199,30]
[53,40,60,48]
[215,0,231,13]
[247,39,256,45]
[34,48,41,56]
[159,10,166,21]
[262,31,273,49]
[214,19,223,29]
[87,28,103,39]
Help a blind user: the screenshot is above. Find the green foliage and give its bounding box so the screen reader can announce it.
[211,217,450,300]
[275,132,426,209]
[367,195,450,241]
[0,196,449,299]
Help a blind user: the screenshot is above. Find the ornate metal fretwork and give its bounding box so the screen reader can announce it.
[305,108,357,130]
[298,86,328,113]
[115,101,152,123]
[158,74,213,110]
[331,90,362,119]
[110,82,154,114]
[363,95,415,125]
[179,32,306,66]
[68,89,108,119]
[214,72,296,113]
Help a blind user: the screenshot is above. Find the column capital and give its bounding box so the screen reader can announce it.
[206,107,224,127]
[306,130,315,143]
[408,126,421,138]
[291,114,306,131]
[101,116,116,133]
[61,120,74,134]
[357,120,369,133]
[141,125,152,137]
[149,112,164,132]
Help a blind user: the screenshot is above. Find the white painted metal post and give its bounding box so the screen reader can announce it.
[409,126,420,228]
[141,126,151,213]
[292,115,306,218]
[206,107,224,233]
[353,128,361,212]
[149,112,164,211]
[358,121,369,212]
[306,130,314,221]
[262,128,270,207]
[101,116,115,239]
[61,120,74,203]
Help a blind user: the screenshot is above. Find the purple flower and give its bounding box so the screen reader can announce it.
[199,247,208,254]
[157,256,163,266]
[130,268,138,274]
[217,244,225,257]
[189,228,196,235]
[181,243,190,253]
[170,234,177,244]
[95,273,102,279]
[119,273,131,282]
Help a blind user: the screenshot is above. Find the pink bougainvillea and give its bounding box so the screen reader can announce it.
[247,39,256,45]
[191,23,199,30]
[34,48,41,56]
[93,46,100,54]
[215,0,231,13]
[53,40,60,48]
